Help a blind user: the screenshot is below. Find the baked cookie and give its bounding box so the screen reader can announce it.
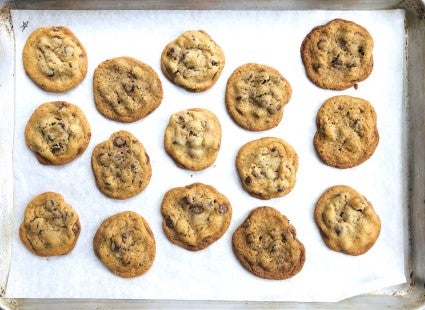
[19,192,80,256]
[25,101,91,165]
[161,183,232,251]
[91,130,152,199]
[164,108,222,171]
[225,63,292,131]
[23,26,87,92]
[314,185,381,255]
[236,137,298,200]
[93,57,163,123]
[93,211,156,278]
[314,95,379,168]
[232,206,305,280]
[301,18,373,90]
[161,30,225,92]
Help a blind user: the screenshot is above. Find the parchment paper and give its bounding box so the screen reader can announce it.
[6,9,406,302]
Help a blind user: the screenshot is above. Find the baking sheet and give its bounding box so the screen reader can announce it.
[6,9,406,302]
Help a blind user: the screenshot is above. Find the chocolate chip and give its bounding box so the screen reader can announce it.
[167,48,175,57]
[189,204,204,214]
[211,60,218,66]
[72,224,80,234]
[331,56,343,68]
[121,232,130,239]
[346,63,357,69]
[51,143,62,153]
[113,137,126,147]
[181,196,191,205]
[358,46,365,56]
[236,96,242,101]
[244,176,252,185]
[312,63,321,72]
[218,204,228,214]
[335,226,342,235]
[165,216,174,228]
[111,242,121,252]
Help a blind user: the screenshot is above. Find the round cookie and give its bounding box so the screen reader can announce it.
[164,108,222,171]
[25,101,91,165]
[225,63,292,131]
[93,211,156,278]
[93,56,163,123]
[161,183,232,251]
[301,18,374,90]
[23,26,88,92]
[161,30,225,92]
[232,206,305,280]
[236,137,298,200]
[91,130,152,199]
[314,185,381,255]
[314,95,379,169]
[19,192,81,256]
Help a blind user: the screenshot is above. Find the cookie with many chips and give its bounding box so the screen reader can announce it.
[301,19,373,90]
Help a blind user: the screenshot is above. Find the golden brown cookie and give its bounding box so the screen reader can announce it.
[236,137,298,200]
[23,26,88,92]
[225,63,292,131]
[161,30,225,92]
[93,57,163,123]
[19,192,81,256]
[301,19,373,90]
[161,183,232,251]
[314,95,379,169]
[164,108,222,171]
[25,101,91,165]
[93,211,156,278]
[232,206,305,280]
[91,130,152,199]
[314,185,381,255]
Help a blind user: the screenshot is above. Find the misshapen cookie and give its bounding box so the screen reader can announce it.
[236,137,298,200]
[226,63,292,131]
[301,19,373,90]
[164,108,222,171]
[161,30,225,92]
[314,95,379,168]
[25,101,91,165]
[93,57,163,123]
[19,192,81,256]
[93,211,156,278]
[161,183,232,251]
[23,26,88,92]
[91,130,151,199]
[232,206,305,280]
[314,185,381,255]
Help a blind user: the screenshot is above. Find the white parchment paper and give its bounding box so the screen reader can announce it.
[7,10,406,301]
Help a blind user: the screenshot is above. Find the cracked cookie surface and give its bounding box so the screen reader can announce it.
[23,26,88,92]
[232,206,305,280]
[93,211,156,278]
[164,108,222,171]
[91,130,151,199]
[161,183,232,251]
[301,19,373,90]
[314,95,379,168]
[161,30,225,92]
[25,101,91,165]
[19,192,81,256]
[314,185,381,255]
[236,137,298,200]
[93,56,163,123]
[225,63,292,131]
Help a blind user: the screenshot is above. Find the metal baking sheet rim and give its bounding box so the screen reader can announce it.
[0,0,424,308]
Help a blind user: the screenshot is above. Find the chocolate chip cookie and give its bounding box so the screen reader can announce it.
[93,211,156,278]
[314,95,379,169]
[93,56,163,123]
[236,137,298,200]
[91,130,152,199]
[301,19,374,90]
[225,63,292,131]
[161,183,232,251]
[25,101,91,165]
[164,108,222,171]
[23,26,88,92]
[19,192,81,256]
[314,185,381,255]
[161,30,225,92]
[232,206,305,280]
